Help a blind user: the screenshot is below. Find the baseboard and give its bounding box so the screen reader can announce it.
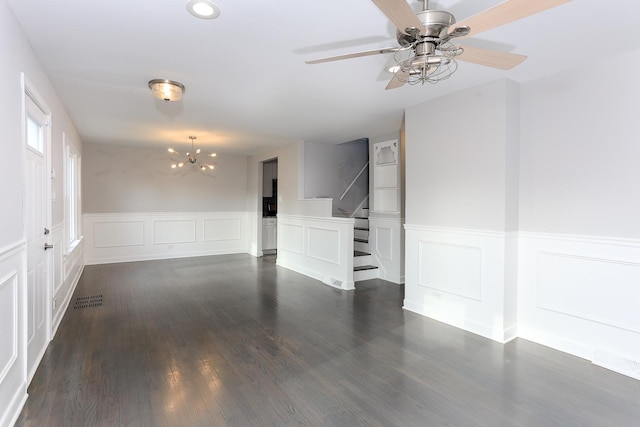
[277,258,354,291]
[403,298,514,344]
[1,390,27,427]
[592,350,640,380]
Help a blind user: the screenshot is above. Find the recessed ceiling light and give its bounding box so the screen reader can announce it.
[186,0,220,20]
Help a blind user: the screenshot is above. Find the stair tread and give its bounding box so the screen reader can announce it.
[354,250,370,257]
[354,227,369,231]
[354,216,368,220]
[354,265,378,271]
[354,238,368,243]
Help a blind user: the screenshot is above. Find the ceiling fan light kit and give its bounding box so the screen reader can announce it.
[306,0,573,90]
[148,79,185,102]
[168,136,216,172]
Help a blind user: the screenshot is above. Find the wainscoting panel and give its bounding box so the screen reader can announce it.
[52,222,84,337]
[307,227,340,265]
[369,215,404,283]
[404,225,512,342]
[93,220,144,248]
[518,232,640,379]
[277,215,354,290]
[84,212,249,265]
[153,219,196,245]
[204,218,242,242]
[375,227,393,261]
[0,271,18,384]
[0,241,28,427]
[280,223,304,255]
[418,241,482,301]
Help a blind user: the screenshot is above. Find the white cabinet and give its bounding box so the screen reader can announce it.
[262,217,277,251]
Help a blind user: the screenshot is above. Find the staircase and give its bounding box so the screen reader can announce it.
[352,207,379,281]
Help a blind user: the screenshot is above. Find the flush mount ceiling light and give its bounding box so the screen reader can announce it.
[168,136,216,171]
[186,0,220,19]
[148,79,185,102]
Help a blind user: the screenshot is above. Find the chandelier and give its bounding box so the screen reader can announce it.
[168,136,216,171]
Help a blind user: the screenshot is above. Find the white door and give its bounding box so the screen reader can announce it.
[25,93,51,382]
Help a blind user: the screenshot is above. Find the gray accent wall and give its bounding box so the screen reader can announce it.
[303,138,369,216]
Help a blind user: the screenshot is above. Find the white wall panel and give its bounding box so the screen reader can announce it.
[93,220,144,248]
[280,223,304,254]
[375,226,393,261]
[369,216,404,284]
[418,242,482,301]
[404,225,512,343]
[52,222,83,337]
[0,271,18,384]
[278,215,354,290]
[307,227,340,264]
[537,252,640,333]
[0,241,27,427]
[518,232,640,379]
[204,218,241,242]
[84,212,249,265]
[153,219,196,245]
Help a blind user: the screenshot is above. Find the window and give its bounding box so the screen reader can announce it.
[65,134,82,248]
[26,114,44,153]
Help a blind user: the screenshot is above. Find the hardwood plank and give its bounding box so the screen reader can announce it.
[15,254,640,426]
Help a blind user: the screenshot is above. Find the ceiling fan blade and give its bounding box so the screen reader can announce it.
[457,45,527,70]
[372,0,425,35]
[451,0,573,39]
[305,47,399,64]
[385,70,409,90]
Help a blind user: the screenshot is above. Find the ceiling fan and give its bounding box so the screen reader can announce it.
[306,0,573,89]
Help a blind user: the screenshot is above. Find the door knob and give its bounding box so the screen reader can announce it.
[44,227,50,235]
[44,243,54,250]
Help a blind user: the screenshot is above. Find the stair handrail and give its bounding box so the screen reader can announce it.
[339,161,369,201]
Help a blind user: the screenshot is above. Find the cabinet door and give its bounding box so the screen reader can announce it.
[263,222,277,250]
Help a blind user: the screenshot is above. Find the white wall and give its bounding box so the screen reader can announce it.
[83,142,247,213]
[517,48,640,379]
[0,1,83,424]
[404,49,640,379]
[404,79,518,343]
[519,49,640,239]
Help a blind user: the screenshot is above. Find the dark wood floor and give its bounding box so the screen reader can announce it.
[16,254,640,426]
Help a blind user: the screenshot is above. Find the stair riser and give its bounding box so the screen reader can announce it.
[354,229,369,240]
[354,241,369,252]
[354,268,379,281]
[354,255,372,267]
[354,218,368,228]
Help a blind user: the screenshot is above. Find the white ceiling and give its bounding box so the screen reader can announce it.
[6,0,640,155]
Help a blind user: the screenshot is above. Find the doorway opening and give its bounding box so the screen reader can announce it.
[261,159,278,256]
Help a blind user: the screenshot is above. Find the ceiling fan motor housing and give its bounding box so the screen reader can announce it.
[397,9,456,46]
